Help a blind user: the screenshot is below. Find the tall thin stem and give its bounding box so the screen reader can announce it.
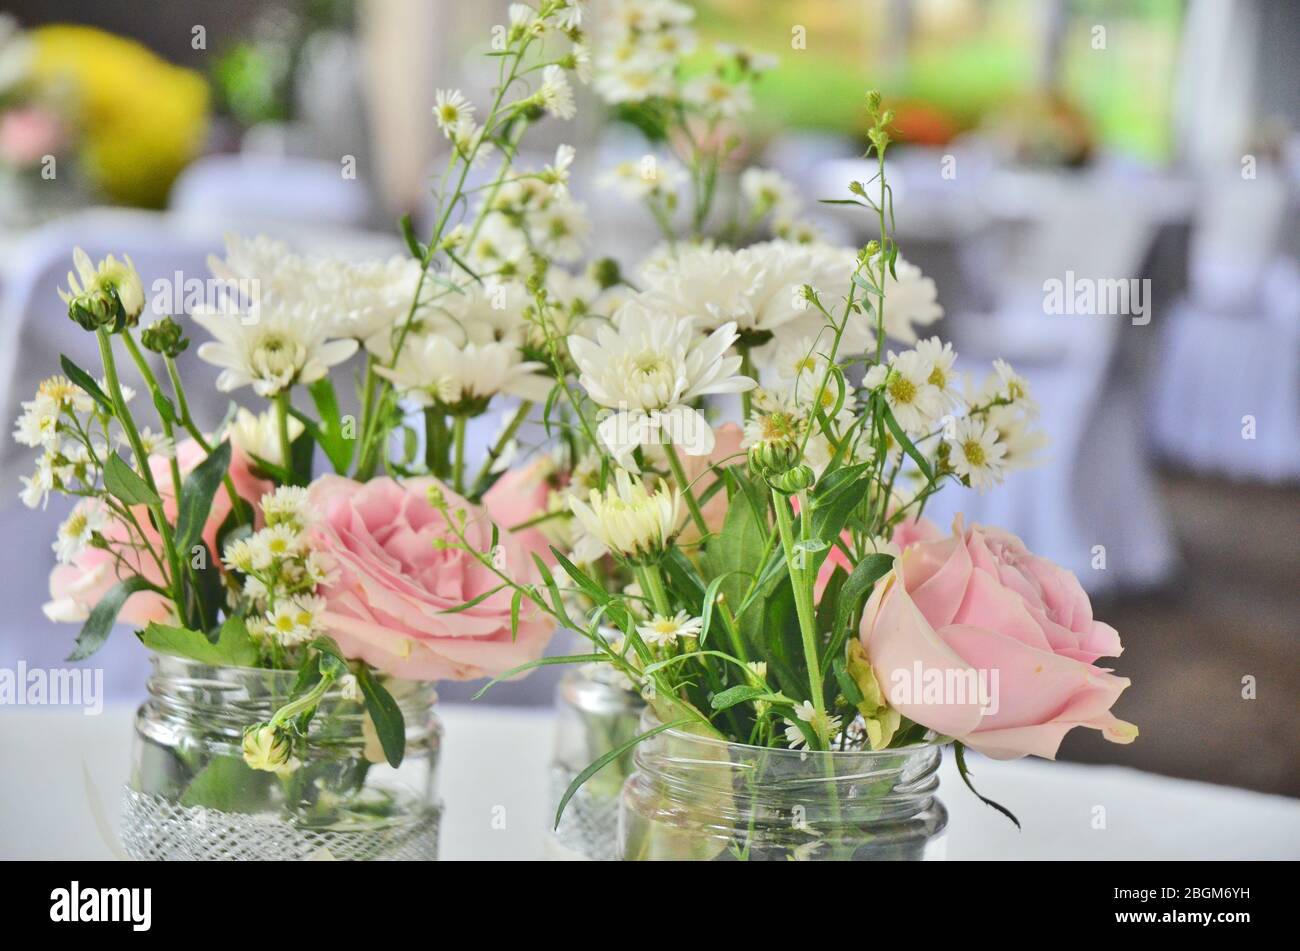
[771,488,826,747]
[664,443,708,536]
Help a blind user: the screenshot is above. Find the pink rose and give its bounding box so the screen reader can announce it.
[816,514,943,598]
[46,440,270,626]
[307,475,554,681]
[859,516,1136,759]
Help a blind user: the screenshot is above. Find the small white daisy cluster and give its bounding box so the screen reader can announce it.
[11,374,155,511]
[862,339,1043,492]
[222,486,336,649]
[636,610,702,653]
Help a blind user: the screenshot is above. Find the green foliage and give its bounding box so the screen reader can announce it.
[142,616,259,667]
[68,576,155,661]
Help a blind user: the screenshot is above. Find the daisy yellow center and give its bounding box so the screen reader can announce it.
[652,620,678,635]
[274,614,297,633]
[1007,381,1024,401]
[794,356,817,374]
[761,411,799,441]
[437,104,461,125]
[887,375,917,405]
[64,511,88,537]
[268,537,291,555]
[962,440,986,466]
[928,366,947,389]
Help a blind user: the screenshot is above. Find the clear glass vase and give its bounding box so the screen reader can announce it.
[620,719,948,861]
[122,652,442,861]
[546,664,645,860]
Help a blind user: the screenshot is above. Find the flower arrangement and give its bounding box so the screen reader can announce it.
[14,0,1136,859]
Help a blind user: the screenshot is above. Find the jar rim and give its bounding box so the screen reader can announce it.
[145,650,435,699]
[649,715,945,763]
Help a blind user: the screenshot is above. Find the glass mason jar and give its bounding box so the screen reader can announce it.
[122,652,442,861]
[546,663,645,860]
[620,719,948,861]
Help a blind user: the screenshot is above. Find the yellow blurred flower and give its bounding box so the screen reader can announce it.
[31,25,208,208]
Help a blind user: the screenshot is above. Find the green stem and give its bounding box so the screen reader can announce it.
[451,414,468,494]
[121,335,182,504]
[471,400,531,496]
[638,562,672,617]
[664,443,708,537]
[96,328,187,619]
[275,391,294,479]
[771,488,827,747]
[423,407,447,479]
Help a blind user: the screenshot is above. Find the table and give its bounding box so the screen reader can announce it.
[2,705,1297,860]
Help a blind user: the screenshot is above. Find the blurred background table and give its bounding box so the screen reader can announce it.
[1,704,1296,861]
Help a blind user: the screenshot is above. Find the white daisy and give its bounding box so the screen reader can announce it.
[636,611,702,648]
[914,336,959,409]
[433,89,475,137]
[12,392,61,449]
[947,416,1007,491]
[538,65,576,119]
[682,75,752,117]
[740,167,800,216]
[266,595,324,647]
[568,300,755,466]
[528,196,590,261]
[53,504,107,565]
[261,485,313,530]
[863,349,946,435]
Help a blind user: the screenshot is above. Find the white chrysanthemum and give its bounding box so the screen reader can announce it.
[19,452,56,509]
[206,233,312,307]
[433,88,475,137]
[538,65,576,119]
[864,349,947,435]
[568,468,680,563]
[192,298,359,396]
[637,611,702,648]
[53,504,107,565]
[59,247,145,322]
[641,245,766,334]
[986,358,1038,416]
[375,334,551,412]
[742,241,857,347]
[947,416,1007,491]
[599,156,687,201]
[568,300,755,465]
[740,167,800,216]
[229,407,304,466]
[316,254,424,342]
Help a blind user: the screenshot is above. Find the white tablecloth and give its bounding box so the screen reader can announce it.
[1,705,1296,860]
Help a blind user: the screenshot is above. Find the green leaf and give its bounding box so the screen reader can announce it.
[305,378,355,473]
[68,576,154,660]
[399,213,425,259]
[698,571,741,648]
[174,440,232,553]
[531,553,575,629]
[471,653,606,700]
[437,583,509,614]
[142,616,258,667]
[554,717,693,829]
[509,587,522,640]
[103,453,162,507]
[833,656,864,707]
[59,355,112,413]
[954,742,1021,830]
[827,553,894,664]
[549,547,611,606]
[709,684,771,711]
[357,667,406,768]
[180,756,274,812]
[878,396,934,481]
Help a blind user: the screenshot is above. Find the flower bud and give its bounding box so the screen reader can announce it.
[747,439,800,480]
[770,464,815,495]
[58,249,145,332]
[590,256,622,290]
[140,316,189,357]
[242,723,292,772]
